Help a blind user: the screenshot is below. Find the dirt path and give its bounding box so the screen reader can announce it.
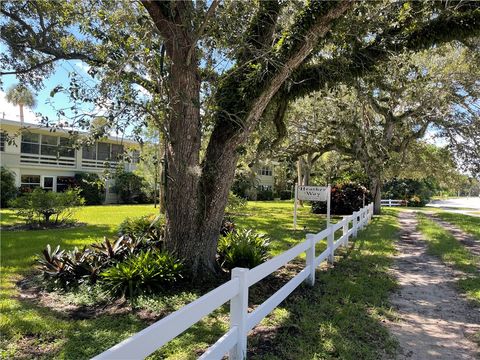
[386,210,480,359]
[425,213,480,257]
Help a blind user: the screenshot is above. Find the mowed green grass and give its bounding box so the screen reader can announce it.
[249,209,399,360]
[1,202,398,359]
[416,213,480,305]
[435,212,480,240]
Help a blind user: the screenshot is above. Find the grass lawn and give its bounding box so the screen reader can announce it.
[434,212,480,240]
[1,202,399,359]
[416,213,480,305]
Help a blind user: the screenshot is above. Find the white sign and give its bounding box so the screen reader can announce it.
[297,186,329,201]
[294,184,331,230]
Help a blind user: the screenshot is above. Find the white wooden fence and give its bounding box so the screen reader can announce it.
[381,199,405,207]
[93,203,374,360]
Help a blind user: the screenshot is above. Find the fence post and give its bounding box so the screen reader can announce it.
[342,216,348,247]
[229,268,249,360]
[305,234,315,286]
[327,226,334,264]
[388,199,392,207]
[353,212,358,237]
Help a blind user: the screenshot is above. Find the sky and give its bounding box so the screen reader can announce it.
[1,58,94,125]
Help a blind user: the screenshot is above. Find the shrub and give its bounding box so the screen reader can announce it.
[279,190,292,200]
[311,182,370,215]
[256,188,274,201]
[218,229,270,270]
[1,167,17,208]
[113,170,149,204]
[38,244,100,289]
[231,172,257,199]
[11,188,84,226]
[91,236,145,262]
[220,215,236,236]
[226,191,247,213]
[100,250,183,298]
[38,236,147,290]
[383,178,434,206]
[407,195,426,207]
[118,214,164,244]
[74,173,105,205]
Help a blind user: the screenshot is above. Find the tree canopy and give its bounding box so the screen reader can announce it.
[1,0,479,276]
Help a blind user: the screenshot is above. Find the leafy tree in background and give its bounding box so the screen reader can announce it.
[276,43,479,214]
[74,173,106,205]
[383,178,437,206]
[113,169,148,204]
[11,188,84,226]
[1,1,478,276]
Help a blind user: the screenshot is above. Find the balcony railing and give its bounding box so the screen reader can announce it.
[81,159,118,169]
[20,154,75,167]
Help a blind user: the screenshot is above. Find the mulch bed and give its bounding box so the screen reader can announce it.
[2,222,87,231]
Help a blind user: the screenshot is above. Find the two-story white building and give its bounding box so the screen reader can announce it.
[0,118,138,204]
[255,163,276,190]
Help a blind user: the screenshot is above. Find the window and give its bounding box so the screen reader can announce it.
[21,133,40,154]
[97,143,110,160]
[59,137,75,158]
[260,166,272,176]
[111,144,124,161]
[132,150,140,164]
[20,175,41,191]
[41,135,58,156]
[0,132,5,152]
[21,133,75,158]
[82,142,125,162]
[56,176,75,192]
[82,145,96,160]
[43,177,54,191]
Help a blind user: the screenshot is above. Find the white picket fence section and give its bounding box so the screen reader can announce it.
[93,203,374,360]
[381,199,405,207]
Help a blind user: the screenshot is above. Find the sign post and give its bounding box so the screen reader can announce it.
[294,185,331,230]
[326,184,331,227]
[293,184,298,230]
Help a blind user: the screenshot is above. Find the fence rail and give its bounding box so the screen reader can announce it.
[93,203,374,360]
[381,199,405,207]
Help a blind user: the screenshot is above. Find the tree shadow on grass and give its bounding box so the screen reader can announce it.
[0,209,24,227]
[248,214,400,360]
[1,224,114,273]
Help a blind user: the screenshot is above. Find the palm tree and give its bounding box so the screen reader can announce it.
[5,84,37,124]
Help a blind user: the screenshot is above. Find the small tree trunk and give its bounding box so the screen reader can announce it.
[158,136,166,214]
[370,176,382,215]
[44,212,51,224]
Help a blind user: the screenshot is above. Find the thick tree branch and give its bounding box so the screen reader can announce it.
[287,8,480,100]
[238,0,282,62]
[241,0,353,137]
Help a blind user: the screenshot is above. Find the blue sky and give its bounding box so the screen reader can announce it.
[1,56,94,124]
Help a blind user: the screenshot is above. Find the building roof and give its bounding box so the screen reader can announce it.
[0,118,137,146]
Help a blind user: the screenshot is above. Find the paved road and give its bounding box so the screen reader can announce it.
[427,197,480,213]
